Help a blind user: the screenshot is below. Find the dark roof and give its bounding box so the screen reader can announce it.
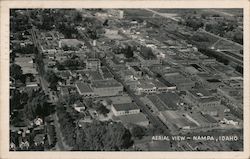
[101,67,114,79]
[76,82,93,93]
[113,102,139,111]
[157,93,180,110]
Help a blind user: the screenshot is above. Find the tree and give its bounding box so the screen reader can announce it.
[44,70,61,90]
[185,18,204,30]
[141,46,155,59]
[131,125,145,139]
[123,46,134,58]
[76,121,133,150]
[96,105,109,116]
[10,64,23,80]
[24,90,52,120]
[74,12,82,23]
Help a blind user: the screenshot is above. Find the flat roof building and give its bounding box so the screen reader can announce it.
[112,102,140,116]
[91,79,123,97]
[117,113,149,127]
[75,82,95,97]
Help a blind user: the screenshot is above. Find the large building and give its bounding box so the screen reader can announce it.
[91,79,123,97]
[75,82,95,97]
[111,102,140,116]
[187,89,225,118]
[163,74,195,90]
[117,113,149,127]
[187,89,221,108]
[158,111,197,131]
[134,53,161,67]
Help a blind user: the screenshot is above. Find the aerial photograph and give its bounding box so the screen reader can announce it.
[9,8,243,151]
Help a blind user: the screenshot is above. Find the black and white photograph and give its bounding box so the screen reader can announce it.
[1,0,249,158]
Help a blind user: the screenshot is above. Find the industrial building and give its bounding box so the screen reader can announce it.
[91,79,123,97]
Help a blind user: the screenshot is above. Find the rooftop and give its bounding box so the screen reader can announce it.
[109,95,132,104]
[92,79,122,88]
[15,56,34,63]
[188,89,213,98]
[118,113,148,124]
[76,82,94,93]
[113,102,139,111]
[160,111,197,128]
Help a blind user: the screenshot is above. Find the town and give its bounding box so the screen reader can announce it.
[10,9,243,151]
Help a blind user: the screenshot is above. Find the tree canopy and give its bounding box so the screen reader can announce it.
[75,121,133,150]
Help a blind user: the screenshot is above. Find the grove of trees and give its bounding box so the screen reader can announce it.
[75,121,133,150]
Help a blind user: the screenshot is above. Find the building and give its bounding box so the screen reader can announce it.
[100,67,114,79]
[58,39,84,49]
[136,80,156,95]
[91,79,123,97]
[60,87,70,97]
[152,79,176,92]
[117,113,149,127]
[187,89,224,118]
[112,102,140,116]
[85,58,101,70]
[185,112,219,129]
[119,69,135,81]
[163,74,195,90]
[158,111,197,131]
[75,82,95,97]
[187,89,220,108]
[73,101,86,112]
[108,95,133,105]
[129,66,143,77]
[135,53,161,67]
[15,56,38,75]
[146,92,181,113]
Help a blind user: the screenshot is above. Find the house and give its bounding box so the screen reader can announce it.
[73,101,86,112]
[112,102,140,116]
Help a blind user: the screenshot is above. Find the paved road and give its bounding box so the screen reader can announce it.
[53,113,73,151]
